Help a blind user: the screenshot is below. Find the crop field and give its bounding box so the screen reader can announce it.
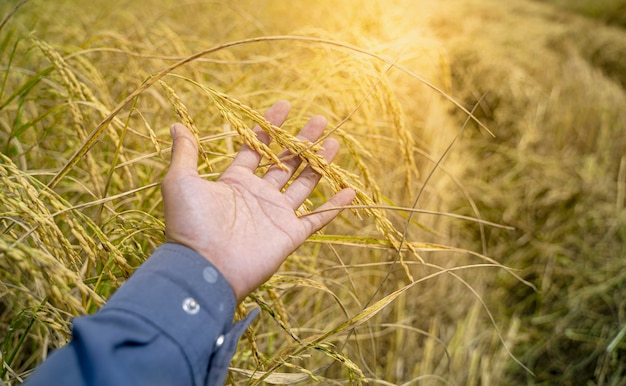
[0,0,624,384]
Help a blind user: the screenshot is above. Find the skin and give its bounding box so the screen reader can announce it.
[161,100,356,303]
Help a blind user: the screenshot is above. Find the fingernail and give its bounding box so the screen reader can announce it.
[170,124,177,139]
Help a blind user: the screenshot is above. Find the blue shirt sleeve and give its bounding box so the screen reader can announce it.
[24,243,258,386]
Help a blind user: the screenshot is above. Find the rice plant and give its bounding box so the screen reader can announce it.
[4,0,622,385]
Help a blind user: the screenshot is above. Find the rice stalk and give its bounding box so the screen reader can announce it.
[252,259,530,384]
[0,0,29,33]
[379,77,418,196]
[46,34,491,191]
[30,36,109,196]
[158,80,213,170]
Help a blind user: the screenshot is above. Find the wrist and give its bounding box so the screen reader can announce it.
[162,241,242,302]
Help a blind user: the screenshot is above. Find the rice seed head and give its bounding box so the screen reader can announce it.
[158,80,213,171]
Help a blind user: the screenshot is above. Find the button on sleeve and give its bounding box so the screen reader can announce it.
[100,243,251,386]
[182,297,200,315]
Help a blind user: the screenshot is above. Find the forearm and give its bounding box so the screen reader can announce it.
[25,243,257,386]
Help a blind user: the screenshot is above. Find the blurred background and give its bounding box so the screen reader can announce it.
[0,0,624,384]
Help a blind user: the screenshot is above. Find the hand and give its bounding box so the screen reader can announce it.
[161,100,356,303]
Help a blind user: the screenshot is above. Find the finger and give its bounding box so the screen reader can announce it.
[283,138,339,209]
[167,123,199,178]
[301,188,356,234]
[263,114,327,189]
[229,100,291,171]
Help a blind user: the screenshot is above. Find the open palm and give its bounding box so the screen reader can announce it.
[161,101,355,302]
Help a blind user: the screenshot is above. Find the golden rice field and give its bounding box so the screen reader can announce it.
[1,0,625,384]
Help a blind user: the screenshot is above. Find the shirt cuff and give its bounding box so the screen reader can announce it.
[101,243,254,385]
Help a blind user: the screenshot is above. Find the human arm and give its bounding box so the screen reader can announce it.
[24,244,250,386]
[24,101,355,385]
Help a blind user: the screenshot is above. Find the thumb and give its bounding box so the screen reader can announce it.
[168,123,199,177]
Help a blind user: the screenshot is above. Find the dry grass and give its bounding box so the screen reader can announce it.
[1,0,624,385]
[539,0,626,29]
[433,0,626,384]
